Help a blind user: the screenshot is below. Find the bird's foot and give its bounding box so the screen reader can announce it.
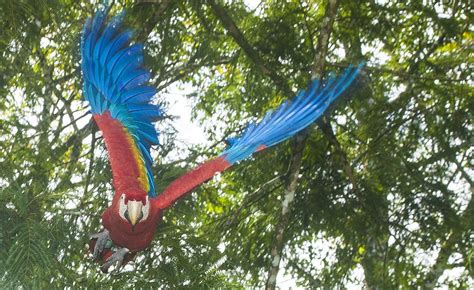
[90,229,112,259]
[101,247,130,273]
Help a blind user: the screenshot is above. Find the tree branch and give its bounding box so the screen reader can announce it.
[83,127,97,197]
[424,193,473,287]
[155,55,237,92]
[264,0,341,288]
[208,0,292,97]
[133,0,174,43]
[206,1,363,287]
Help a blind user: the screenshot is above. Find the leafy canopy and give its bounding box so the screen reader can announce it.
[0,0,472,288]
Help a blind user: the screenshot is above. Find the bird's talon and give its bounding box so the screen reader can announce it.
[100,247,130,273]
[90,229,110,259]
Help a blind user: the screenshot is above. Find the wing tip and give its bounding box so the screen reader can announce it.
[221,64,364,164]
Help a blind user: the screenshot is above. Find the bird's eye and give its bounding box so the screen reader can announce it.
[118,193,128,221]
[141,196,150,221]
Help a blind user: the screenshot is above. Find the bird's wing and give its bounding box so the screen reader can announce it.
[81,8,161,197]
[153,64,364,209]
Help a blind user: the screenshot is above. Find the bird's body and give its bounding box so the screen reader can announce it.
[81,6,363,272]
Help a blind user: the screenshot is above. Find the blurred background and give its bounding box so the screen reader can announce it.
[0,0,472,288]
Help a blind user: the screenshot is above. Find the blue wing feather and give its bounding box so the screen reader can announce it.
[120,70,150,90]
[121,86,156,103]
[81,7,161,197]
[221,64,364,164]
[113,46,144,82]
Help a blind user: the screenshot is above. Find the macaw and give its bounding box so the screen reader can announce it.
[82,7,363,272]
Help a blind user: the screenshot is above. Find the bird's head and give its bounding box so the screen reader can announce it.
[93,190,161,255]
[117,193,150,229]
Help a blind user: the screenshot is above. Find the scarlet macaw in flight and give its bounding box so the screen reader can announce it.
[82,7,363,272]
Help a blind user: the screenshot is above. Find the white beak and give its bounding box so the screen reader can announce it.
[127,200,143,226]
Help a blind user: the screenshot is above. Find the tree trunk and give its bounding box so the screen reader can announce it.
[265,0,341,288]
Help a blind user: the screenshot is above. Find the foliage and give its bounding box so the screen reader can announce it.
[0,0,472,288]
